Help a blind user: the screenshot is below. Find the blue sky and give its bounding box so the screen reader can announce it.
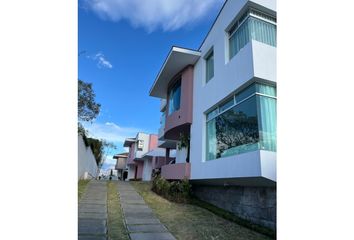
[78,0,225,171]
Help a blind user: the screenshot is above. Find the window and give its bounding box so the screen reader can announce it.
[168,79,181,115]
[219,97,234,112]
[160,111,166,127]
[206,83,276,160]
[235,84,256,103]
[229,9,276,60]
[137,140,144,151]
[206,107,218,121]
[205,49,214,82]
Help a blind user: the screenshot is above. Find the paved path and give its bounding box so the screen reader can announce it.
[117,182,176,240]
[78,180,108,240]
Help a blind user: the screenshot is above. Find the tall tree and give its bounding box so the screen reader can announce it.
[78,79,101,122]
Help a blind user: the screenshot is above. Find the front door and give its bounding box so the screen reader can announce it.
[134,165,138,179]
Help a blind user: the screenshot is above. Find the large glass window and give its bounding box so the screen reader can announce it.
[160,111,166,127]
[257,95,276,152]
[168,79,181,115]
[205,50,214,82]
[229,9,276,59]
[206,83,276,160]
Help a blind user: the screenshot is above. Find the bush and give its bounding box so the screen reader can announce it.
[151,175,191,203]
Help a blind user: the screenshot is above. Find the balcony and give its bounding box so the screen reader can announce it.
[158,126,164,140]
[158,113,166,140]
[161,163,191,180]
[164,66,194,140]
[158,139,177,149]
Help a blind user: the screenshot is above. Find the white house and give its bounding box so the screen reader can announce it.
[149,0,276,230]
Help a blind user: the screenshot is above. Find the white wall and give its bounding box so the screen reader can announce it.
[78,135,99,180]
[252,41,276,82]
[127,165,135,180]
[142,159,152,181]
[116,157,127,169]
[190,0,276,181]
[135,133,151,159]
[190,150,276,182]
[175,146,188,164]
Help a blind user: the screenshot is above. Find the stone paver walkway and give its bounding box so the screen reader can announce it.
[78,180,107,240]
[117,182,176,240]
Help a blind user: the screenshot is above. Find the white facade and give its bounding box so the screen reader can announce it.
[190,0,276,184]
[142,159,153,181]
[127,165,135,180]
[125,132,160,181]
[175,147,188,164]
[134,133,151,159]
[78,135,99,180]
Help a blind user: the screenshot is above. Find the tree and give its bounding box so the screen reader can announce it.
[81,134,117,167]
[78,79,101,122]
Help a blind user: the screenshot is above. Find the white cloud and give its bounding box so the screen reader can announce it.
[83,0,223,32]
[103,155,116,165]
[85,52,113,69]
[101,155,124,171]
[93,52,113,69]
[81,121,147,143]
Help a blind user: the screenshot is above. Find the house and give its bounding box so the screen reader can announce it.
[149,0,276,230]
[142,147,176,177]
[124,132,174,181]
[113,152,128,180]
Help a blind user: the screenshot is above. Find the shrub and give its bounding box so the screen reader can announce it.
[151,175,191,203]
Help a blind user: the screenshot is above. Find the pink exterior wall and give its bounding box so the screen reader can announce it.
[164,65,194,140]
[148,134,158,151]
[161,163,191,180]
[152,156,171,169]
[136,161,144,179]
[127,143,136,165]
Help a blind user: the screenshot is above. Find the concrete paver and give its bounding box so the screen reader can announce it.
[117,182,176,240]
[127,224,168,233]
[78,180,107,240]
[79,212,107,219]
[129,232,176,240]
[78,236,107,240]
[120,199,146,204]
[123,208,153,214]
[125,217,161,225]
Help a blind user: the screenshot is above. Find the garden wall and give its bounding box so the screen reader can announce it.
[192,184,276,230]
[78,135,99,180]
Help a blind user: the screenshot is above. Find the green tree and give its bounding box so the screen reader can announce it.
[78,79,101,122]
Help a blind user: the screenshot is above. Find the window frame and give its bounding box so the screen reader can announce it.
[167,77,182,115]
[137,140,144,151]
[229,8,276,38]
[205,83,276,123]
[227,8,277,60]
[204,47,214,83]
[205,83,277,161]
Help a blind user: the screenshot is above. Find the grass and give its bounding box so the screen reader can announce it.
[78,179,90,200]
[107,181,129,240]
[131,181,272,240]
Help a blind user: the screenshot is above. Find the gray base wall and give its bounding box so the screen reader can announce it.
[192,184,276,230]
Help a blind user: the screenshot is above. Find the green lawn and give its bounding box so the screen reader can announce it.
[78,179,90,200]
[107,181,129,240]
[131,182,272,240]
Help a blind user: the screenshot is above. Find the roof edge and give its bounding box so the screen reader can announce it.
[149,46,200,97]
